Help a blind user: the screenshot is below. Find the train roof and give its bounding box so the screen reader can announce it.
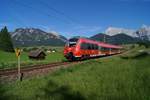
[79,38,122,49]
[98,42,122,49]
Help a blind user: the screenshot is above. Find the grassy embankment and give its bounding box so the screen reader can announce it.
[0,45,150,100]
[0,46,65,69]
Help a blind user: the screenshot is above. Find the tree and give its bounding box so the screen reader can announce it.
[0,26,14,52]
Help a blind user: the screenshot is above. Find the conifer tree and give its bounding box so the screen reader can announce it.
[0,26,14,52]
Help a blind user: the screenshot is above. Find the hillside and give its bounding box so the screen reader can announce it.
[110,34,141,44]
[90,33,111,42]
[11,28,67,47]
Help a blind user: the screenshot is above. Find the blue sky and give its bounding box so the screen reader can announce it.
[0,0,150,37]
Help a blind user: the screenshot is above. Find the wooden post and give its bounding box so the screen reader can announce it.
[18,55,21,80]
[15,48,21,81]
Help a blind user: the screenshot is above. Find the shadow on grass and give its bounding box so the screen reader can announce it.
[36,80,86,100]
[133,64,150,100]
[132,52,149,59]
[120,52,149,60]
[0,82,18,100]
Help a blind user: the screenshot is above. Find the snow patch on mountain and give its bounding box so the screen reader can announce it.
[135,25,150,41]
[105,27,136,37]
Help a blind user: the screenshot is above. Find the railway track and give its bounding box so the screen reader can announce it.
[0,54,122,82]
[0,54,121,77]
[0,61,76,78]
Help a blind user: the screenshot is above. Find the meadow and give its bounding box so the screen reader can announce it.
[0,45,150,100]
[0,47,65,69]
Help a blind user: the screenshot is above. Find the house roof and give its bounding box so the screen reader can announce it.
[28,50,46,57]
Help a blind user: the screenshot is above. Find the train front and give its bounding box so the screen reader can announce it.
[63,38,79,61]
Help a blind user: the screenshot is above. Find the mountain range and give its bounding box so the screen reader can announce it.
[90,33,141,45]
[105,25,150,41]
[10,25,150,47]
[90,25,150,44]
[11,28,67,47]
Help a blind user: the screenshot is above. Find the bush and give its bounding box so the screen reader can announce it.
[137,42,150,48]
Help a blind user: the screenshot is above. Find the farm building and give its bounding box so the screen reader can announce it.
[28,50,46,60]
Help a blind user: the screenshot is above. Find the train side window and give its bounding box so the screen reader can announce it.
[101,47,104,51]
[98,46,101,50]
[93,44,95,50]
[85,43,88,50]
[95,44,98,50]
[112,48,116,51]
[87,43,90,50]
[81,43,99,50]
[93,44,96,50]
[91,44,95,50]
[90,44,93,50]
[94,44,96,50]
[101,47,109,51]
[80,43,89,50]
[104,48,110,51]
[80,43,84,49]
[80,43,86,50]
[96,45,98,50]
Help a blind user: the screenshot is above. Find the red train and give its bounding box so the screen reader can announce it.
[63,37,122,61]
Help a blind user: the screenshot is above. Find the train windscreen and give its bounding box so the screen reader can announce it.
[68,38,79,47]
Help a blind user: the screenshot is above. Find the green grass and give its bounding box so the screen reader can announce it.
[1,50,150,100]
[0,50,65,69]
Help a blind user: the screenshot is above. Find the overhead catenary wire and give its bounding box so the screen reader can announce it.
[10,0,74,25]
[8,0,88,37]
[7,1,28,27]
[37,0,80,25]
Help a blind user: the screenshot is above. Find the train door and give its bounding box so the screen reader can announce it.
[98,46,103,56]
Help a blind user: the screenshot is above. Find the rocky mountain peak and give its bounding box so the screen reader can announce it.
[11,28,67,47]
[135,25,150,41]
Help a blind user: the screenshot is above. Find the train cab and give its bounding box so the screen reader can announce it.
[64,37,80,61]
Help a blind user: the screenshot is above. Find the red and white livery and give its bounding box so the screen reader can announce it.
[64,37,122,61]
